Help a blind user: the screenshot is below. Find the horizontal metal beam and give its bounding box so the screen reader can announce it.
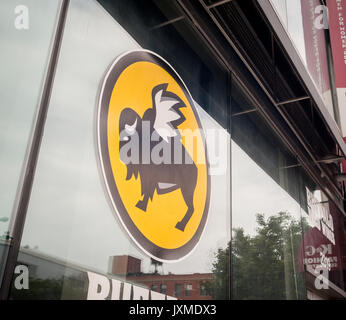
[276,96,310,106]
[150,16,185,30]
[231,108,258,117]
[207,0,232,9]
[334,173,346,182]
[280,155,344,169]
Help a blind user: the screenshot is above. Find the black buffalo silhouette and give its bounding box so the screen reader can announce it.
[118,83,197,232]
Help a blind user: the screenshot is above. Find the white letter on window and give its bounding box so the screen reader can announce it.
[87,272,110,300]
[14,5,29,30]
[14,265,29,290]
[314,5,329,30]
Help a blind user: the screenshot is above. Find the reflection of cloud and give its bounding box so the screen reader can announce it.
[0,0,60,235]
[15,0,303,281]
[270,0,307,66]
[232,141,301,236]
[20,0,231,276]
[286,0,307,65]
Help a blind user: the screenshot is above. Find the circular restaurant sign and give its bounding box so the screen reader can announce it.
[97,50,210,262]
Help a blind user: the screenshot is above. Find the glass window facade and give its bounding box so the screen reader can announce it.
[8,0,231,300]
[174,284,182,298]
[231,78,345,298]
[160,284,166,294]
[0,0,345,300]
[185,284,193,297]
[0,0,60,286]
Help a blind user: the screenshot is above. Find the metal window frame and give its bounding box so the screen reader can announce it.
[0,0,70,300]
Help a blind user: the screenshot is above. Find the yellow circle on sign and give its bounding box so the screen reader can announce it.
[107,60,207,250]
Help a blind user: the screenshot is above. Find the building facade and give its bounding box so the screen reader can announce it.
[109,255,214,300]
[0,0,346,300]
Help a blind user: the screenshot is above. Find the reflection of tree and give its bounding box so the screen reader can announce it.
[10,276,86,300]
[205,243,230,300]
[11,278,63,300]
[207,212,308,300]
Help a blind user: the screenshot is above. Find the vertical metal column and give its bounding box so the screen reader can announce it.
[0,0,70,300]
[227,71,233,301]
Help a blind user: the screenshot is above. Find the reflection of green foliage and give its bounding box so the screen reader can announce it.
[10,276,86,300]
[11,278,63,300]
[205,243,230,300]
[61,276,87,299]
[208,212,308,300]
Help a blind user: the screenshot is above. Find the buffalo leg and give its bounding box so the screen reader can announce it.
[175,188,194,232]
[175,206,194,232]
[136,193,149,212]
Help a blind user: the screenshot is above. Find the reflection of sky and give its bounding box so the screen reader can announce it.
[232,142,302,236]
[17,0,305,280]
[0,0,60,237]
[270,0,307,65]
[20,0,230,276]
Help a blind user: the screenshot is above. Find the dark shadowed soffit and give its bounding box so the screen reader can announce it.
[257,0,346,157]
[174,0,346,214]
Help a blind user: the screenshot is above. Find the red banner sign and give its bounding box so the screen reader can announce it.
[301,0,331,94]
[327,0,346,88]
